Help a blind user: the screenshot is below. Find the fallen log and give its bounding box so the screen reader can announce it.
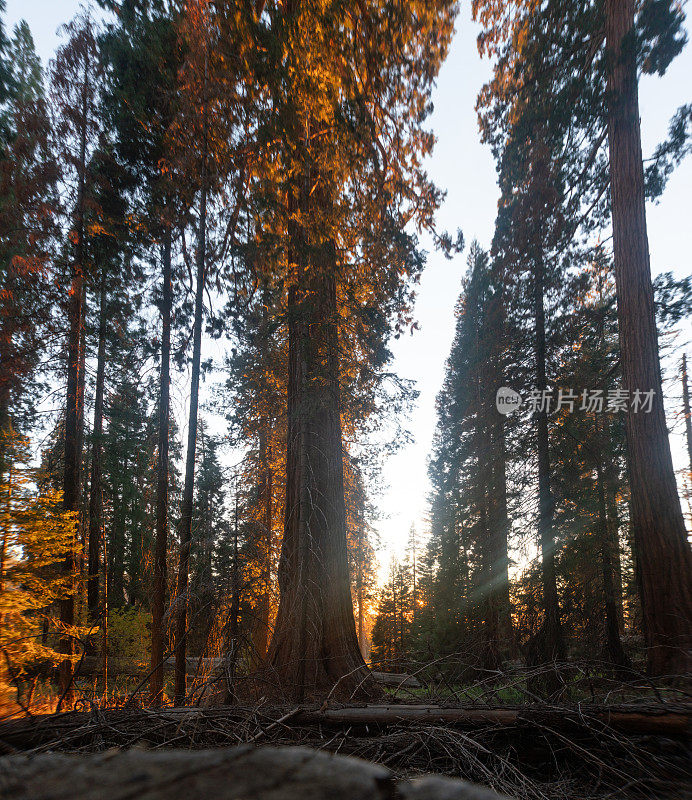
[300,706,519,727]
[1,707,688,799]
[295,704,692,736]
[0,703,688,753]
[0,745,512,800]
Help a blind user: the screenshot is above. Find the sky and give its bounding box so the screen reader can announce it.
[6,1,692,570]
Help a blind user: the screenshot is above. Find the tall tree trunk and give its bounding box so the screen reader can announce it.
[268,243,373,700]
[532,255,564,664]
[252,425,272,663]
[128,463,146,606]
[480,497,501,671]
[87,272,107,619]
[101,515,108,696]
[59,63,90,706]
[488,274,514,652]
[357,571,365,659]
[410,529,417,627]
[594,416,631,671]
[605,489,625,631]
[150,228,172,706]
[490,414,513,646]
[75,298,87,628]
[476,340,501,669]
[596,463,630,670]
[0,462,13,643]
[110,431,128,606]
[174,177,207,705]
[606,0,692,675]
[59,243,83,708]
[228,489,241,694]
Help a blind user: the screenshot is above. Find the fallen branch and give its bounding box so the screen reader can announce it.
[0,703,688,750]
[0,703,688,799]
[296,704,691,736]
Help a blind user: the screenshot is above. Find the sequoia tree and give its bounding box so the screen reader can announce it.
[605,0,692,674]
[263,0,459,699]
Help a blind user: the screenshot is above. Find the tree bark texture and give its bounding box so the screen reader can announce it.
[59,60,90,705]
[606,0,692,674]
[596,458,631,671]
[252,425,272,663]
[268,244,372,700]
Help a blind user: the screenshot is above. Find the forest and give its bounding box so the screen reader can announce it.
[0,1,690,798]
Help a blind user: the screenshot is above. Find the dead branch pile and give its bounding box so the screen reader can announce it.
[0,701,689,800]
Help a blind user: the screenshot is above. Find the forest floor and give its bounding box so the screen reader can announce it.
[0,670,690,800]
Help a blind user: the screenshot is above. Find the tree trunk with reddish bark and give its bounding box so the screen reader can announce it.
[59,63,90,707]
[268,242,374,700]
[605,0,692,675]
[682,354,692,476]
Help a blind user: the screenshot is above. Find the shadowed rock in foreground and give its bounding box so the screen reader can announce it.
[0,744,510,800]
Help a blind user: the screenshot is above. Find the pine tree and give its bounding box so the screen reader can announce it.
[224,279,287,666]
[0,18,56,463]
[345,457,378,660]
[371,557,413,671]
[170,0,248,704]
[427,243,512,668]
[9,21,42,104]
[0,2,12,143]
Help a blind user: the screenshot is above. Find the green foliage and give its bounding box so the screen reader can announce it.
[106,606,150,665]
[9,21,42,104]
[645,104,692,200]
[637,0,687,75]
[371,556,414,670]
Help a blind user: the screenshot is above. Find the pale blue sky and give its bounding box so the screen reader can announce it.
[7,1,692,567]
